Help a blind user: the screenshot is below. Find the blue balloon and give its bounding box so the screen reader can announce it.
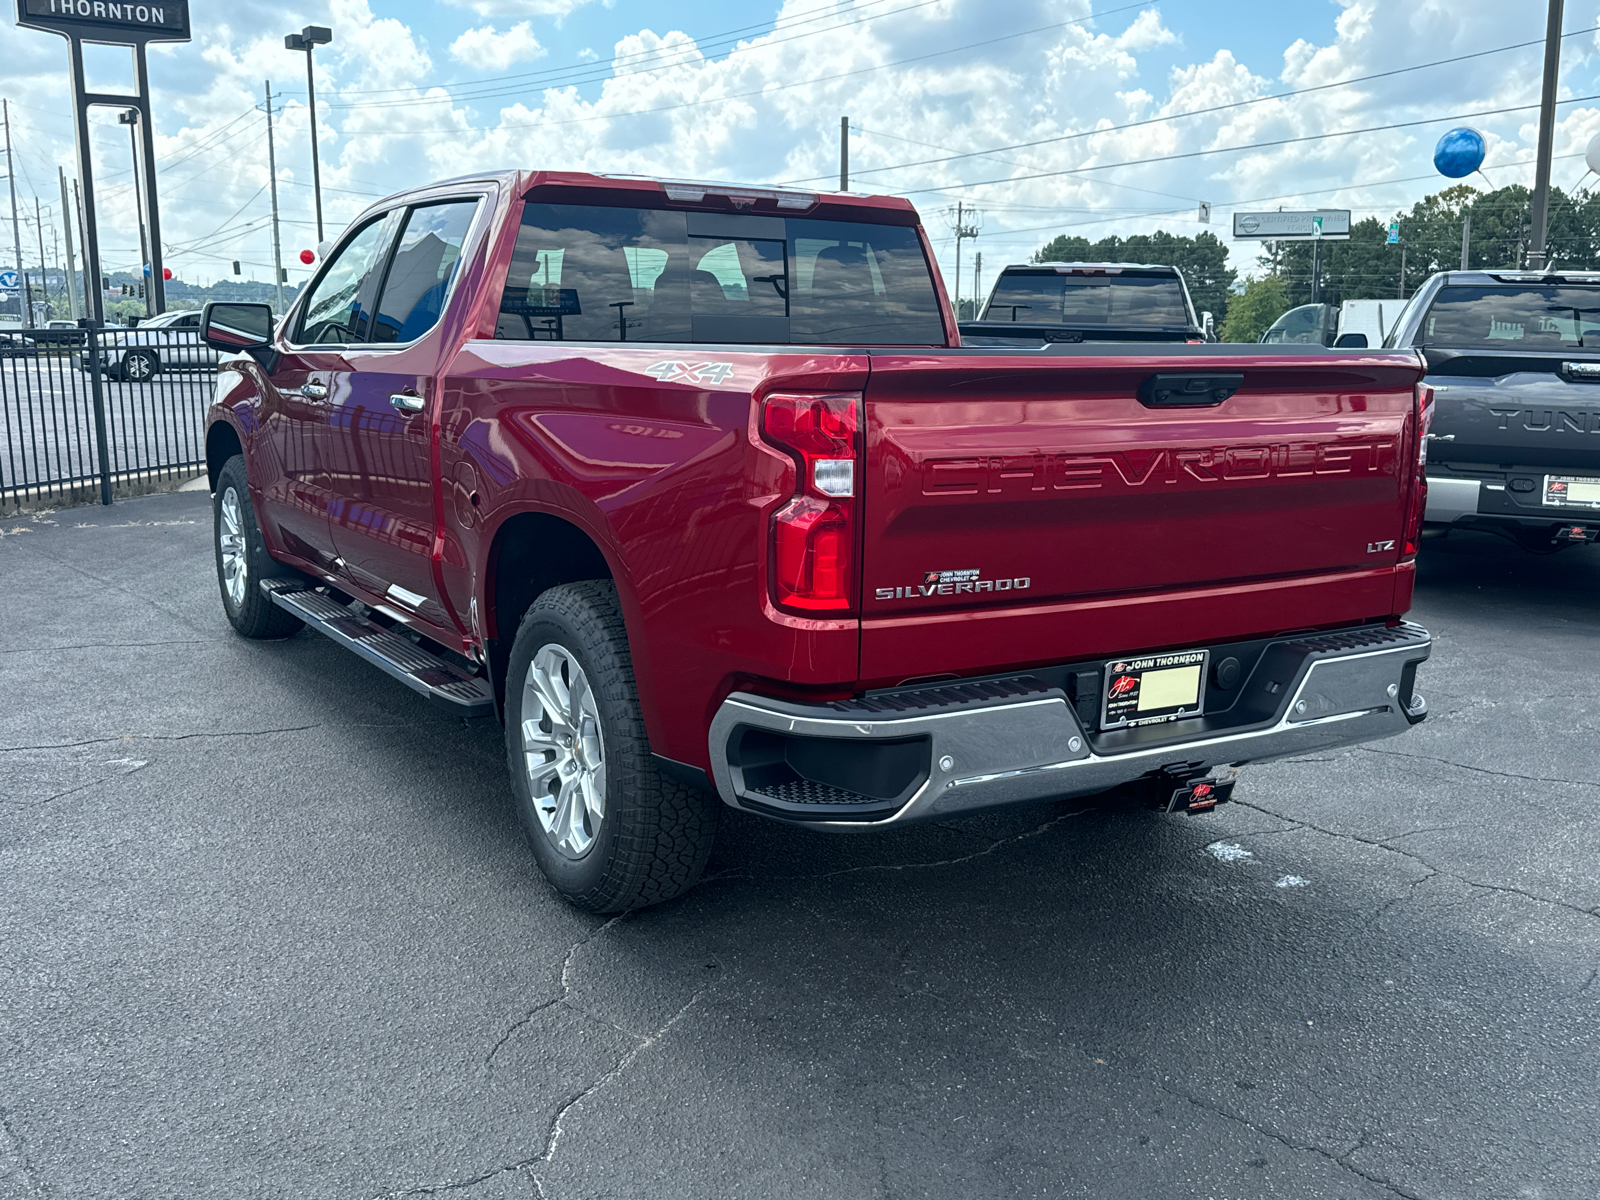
[1434,128,1486,179]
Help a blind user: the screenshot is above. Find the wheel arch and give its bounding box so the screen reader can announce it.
[205,418,244,493]
[482,508,626,714]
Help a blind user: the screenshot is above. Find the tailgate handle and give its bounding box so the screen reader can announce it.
[1138,373,1243,407]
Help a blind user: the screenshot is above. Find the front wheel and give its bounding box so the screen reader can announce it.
[213,455,301,639]
[505,581,718,912]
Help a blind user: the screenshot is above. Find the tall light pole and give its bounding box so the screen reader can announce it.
[285,24,333,243]
[119,109,153,316]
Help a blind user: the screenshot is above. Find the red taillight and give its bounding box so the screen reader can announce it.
[762,393,860,613]
[1403,383,1435,558]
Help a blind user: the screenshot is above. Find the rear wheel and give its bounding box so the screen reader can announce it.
[213,455,301,639]
[505,580,718,912]
[123,348,159,382]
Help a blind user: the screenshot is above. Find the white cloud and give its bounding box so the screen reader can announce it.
[449,22,548,70]
[0,0,1592,290]
[439,0,595,19]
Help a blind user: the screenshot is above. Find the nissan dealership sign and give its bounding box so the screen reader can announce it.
[1232,209,1351,241]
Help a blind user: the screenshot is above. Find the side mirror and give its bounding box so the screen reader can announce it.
[1333,332,1368,348]
[1201,311,1216,341]
[203,301,278,373]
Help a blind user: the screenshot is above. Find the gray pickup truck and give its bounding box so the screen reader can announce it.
[1386,270,1600,551]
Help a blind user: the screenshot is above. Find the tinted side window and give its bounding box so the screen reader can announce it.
[495,203,944,346]
[371,200,480,343]
[787,220,944,344]
[496,205,691,343]
[297,217,392,344]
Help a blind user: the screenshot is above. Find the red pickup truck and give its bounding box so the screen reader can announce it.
[201,171,1433,912]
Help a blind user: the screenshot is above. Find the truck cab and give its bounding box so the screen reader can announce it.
[1386,270,1600,551]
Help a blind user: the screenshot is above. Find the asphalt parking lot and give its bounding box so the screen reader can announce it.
[3,490,1598,1200]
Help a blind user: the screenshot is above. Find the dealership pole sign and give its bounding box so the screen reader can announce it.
[16,0,190,42]
[1231,210,1352,242]
[14,0,189,322]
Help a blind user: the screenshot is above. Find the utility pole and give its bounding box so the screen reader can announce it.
[5,99,27,325]
[840,116,849,191]
[59,167,79,319]
[1461,211,1472,272]
[265,81,285,315]
[34,196,49,317]
[1527,0,1564,269]
[948,202,980,318]
[974,251,983,314]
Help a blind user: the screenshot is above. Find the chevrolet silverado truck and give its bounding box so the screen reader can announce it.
[200,171,1434,912]
[959,261,1213,346]
[1384,269,1600,551]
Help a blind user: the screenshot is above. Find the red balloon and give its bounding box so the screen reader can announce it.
[299,249,315,265]
[162,267,173,280]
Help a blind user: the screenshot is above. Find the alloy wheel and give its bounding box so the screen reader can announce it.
[521,644,607,859]
[218,485,248,608]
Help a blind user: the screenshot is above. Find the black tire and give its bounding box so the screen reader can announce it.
[123,348,159,382]
[505,580,718,913]
[213,455,301,639]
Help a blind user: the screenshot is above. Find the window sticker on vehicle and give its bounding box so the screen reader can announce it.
[1543,475,1600,509]
[1101,649,1208,729]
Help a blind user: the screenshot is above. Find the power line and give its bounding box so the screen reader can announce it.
[782,24,1600,186]
[336,0,919,98]
[332,0,945,110]
[334,1,1152,136]
[892,94,1600,199]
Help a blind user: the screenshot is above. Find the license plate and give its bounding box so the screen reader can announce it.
[1101,649,1209,730]
[1543,474,1600,509]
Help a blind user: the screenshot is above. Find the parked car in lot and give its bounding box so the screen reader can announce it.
[1386,269,1600,551]
[961,261,1212,345]
[74,307,218,381]
[201,170,1434,912]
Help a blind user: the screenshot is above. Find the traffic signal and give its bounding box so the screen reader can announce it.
[232,261,241,275]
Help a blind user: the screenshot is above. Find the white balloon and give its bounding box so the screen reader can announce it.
[1586,132,1600,176]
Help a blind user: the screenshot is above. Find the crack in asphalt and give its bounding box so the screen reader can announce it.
[0,724,417,754]
[1158,1084,1421,1199]
[0,1105,44,1199]
[372,990,704,1199]
[483,915,628,1071]
[1358,746,1600,791]
[808,808,1092,880]
[1235,800,1600,923]
[0,639,207,656]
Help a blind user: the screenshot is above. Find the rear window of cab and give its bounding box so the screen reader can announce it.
[493,202,946,346]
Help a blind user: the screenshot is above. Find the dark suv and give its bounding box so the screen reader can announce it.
[1386,270,1600,551]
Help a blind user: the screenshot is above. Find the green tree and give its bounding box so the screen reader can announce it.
[1033,230,1237,325]
[1218,275,1291,342]
[1269,217,1405,306]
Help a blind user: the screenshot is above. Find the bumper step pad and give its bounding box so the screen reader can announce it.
[262,580,494,717]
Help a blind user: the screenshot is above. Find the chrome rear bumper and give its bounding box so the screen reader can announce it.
[707,623,1431,829]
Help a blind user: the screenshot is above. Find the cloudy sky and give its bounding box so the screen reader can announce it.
[2,0,1598,298]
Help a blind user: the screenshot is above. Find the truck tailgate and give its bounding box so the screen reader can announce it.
[860,349,1424,681]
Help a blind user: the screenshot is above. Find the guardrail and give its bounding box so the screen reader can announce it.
[0,323,216,513]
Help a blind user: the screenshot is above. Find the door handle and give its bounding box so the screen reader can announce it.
[389,392,425,413]
[300,382,328,400]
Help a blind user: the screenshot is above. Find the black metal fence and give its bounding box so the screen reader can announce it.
[0,324,216,513]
